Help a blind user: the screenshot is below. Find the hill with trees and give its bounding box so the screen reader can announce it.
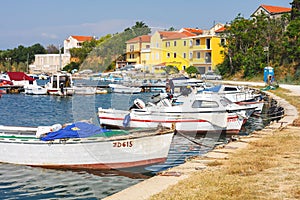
[217,0,300,83]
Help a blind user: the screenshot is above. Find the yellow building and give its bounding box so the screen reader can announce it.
[125,35,151,69]
[188,35,225,73]
[125,25,226,74]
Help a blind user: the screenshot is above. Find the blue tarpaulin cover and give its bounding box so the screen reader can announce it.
[41,122,109,141]
[203,85,222,93]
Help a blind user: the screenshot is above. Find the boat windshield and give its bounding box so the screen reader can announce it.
[191,100,219,108]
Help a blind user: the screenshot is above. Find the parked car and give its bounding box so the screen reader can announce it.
[201,71,222,80]
[120,65,135,71]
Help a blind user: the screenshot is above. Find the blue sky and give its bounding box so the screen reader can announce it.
[0,0,292,50]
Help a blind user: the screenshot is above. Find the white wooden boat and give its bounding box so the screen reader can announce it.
[0,123,174,170]
[109,83,141,94]
[45,73,75,96]
[98,93,249,134]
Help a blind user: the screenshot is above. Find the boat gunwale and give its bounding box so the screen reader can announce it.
[0,128,174,144]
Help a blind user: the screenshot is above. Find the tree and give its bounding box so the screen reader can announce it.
[185,66,198,76]
[163,65,179,75]
[80,22,151,72]
[167,27,176,31]
[217,13,290,79]
[291,0,300,20]
[46,44,59,54]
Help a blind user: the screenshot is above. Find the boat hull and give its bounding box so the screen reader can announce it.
[98,108,243,134]
[0,129,174,170]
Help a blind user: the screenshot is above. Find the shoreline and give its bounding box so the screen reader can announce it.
[103,83,299,200]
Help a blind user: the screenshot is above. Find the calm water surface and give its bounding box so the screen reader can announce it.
[0,91,266,199]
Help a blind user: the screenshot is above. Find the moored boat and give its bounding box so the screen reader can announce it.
[0,122,174,170]
[45,73,75,96]
[98,93,249,134]
[109,83,141,94]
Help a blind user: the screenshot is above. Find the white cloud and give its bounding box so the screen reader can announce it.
[41,33,58,39]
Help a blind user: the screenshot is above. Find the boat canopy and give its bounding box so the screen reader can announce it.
[7,72,35,81]
[41,122,109,141]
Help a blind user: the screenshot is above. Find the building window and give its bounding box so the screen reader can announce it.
[167,53,170,58]
[197,52,201,59]
[145,54,149,60]
[130,45,134,52]
[156,53,159,60]
[146,45,150,48]
[129,54,135,59]
[195,39,200,46]
[206,39,211,49]
[166,42,170,47]
[189,52,193,59]
[174,41,177,46]
[183,53,186,59]
[220,38,226,46]
[190,40,193,47]
[183,66,186,70]
[174,53,177,58]
[183,41,187,46]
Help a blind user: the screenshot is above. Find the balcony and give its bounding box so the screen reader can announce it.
[141,48,151,53]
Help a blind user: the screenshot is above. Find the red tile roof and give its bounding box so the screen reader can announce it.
[126,35,151,43]
[261,4,291,14]
[215,26,226,33]
[182,28,203,35]
[71,35,93,42]
[158,31,194,40]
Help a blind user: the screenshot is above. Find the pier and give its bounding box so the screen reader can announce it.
[0,85,24,94]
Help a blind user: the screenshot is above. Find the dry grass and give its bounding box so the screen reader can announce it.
[150,86,300,200]
[150,129,300,200]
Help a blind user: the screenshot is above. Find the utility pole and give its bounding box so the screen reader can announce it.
[264,46,269,66]
[27,53,29,73]
[58,44,61,72]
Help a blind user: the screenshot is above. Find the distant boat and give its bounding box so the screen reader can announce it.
[109,83,141,94]
[6,72,35,87]
[73,85,97,95]
[24,82,47,95]
[45,73,75,96]
[0,122,174,170]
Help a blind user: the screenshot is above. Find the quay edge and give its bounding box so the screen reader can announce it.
[103,83,299,200]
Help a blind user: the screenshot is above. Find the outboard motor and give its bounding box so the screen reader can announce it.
[129,98,146,110]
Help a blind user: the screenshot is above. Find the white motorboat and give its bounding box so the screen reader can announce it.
[98,93,249,134]
[0,122,174,170]
[201,84,265,112]
[45,73,75,96]
[24,81,47,95]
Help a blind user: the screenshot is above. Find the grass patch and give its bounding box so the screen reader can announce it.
[150,128,300,200]
[149,86,300,200]
[206,160,223,167]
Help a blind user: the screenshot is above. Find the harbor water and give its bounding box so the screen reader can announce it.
[0,91,267,199]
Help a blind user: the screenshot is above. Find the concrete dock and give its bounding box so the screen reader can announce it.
[103,83,299,200]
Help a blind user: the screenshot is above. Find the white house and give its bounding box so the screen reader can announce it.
[29,54,71,74]
[64,35,94,54]
[29,35,94,74]
[252,4,291,19]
